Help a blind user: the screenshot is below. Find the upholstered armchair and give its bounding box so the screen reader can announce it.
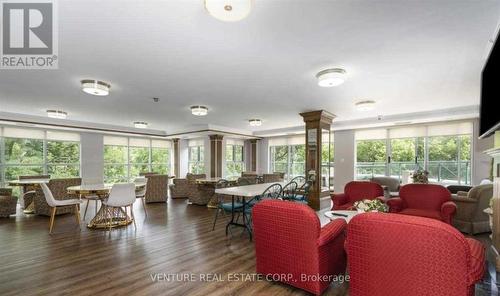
[452,184,493,234]
[187,174,211,205]
[169,177,190,199]
[0,188,17,218]
[34,178,81,216]
[253,200,347,295]
[262,173,282,183]
[370,176,400,198]
[19,175,50,209]
[346,213,485,296]
[387,183,456,224]
[144,174,169,203]
[331,181,384,210]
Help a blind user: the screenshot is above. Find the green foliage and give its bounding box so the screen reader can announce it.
[356,140,386,162]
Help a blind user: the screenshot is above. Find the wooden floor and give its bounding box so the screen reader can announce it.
[0,198,348,296]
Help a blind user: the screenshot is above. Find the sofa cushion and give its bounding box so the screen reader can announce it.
[398,208,442,221]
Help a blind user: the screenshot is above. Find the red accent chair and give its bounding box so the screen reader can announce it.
[331,181,384,210]
[252,200,347,295]
[387,183,456,224]
[346,213,485,296]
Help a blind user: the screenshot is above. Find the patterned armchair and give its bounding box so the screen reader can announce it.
[169,177,190,199]
[187,174,211,205]
[331,181,384,210]
[253,200,347,295]
[387,183,456,224]
[262,173,282,183]
[0,188,17,218]
[370,176,400,198]
[19,175,50,208]
[346,213,485,296]
[34,178,81,216]
[452,184,492,234]
[144,174,169,203]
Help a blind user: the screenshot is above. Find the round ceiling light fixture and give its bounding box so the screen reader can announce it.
[133,121,148,129]
[355,100,376,111]
[81,79,111,96]
[46,110,67,119]
[191,105,209,116]
[249,119,262,126]
[316,68,346,87]
[205,0,253,22]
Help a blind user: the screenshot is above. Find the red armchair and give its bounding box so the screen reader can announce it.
[252,200,347,295]
[346,213,485,296]
[331,181,384,210]
[387,183,456,224]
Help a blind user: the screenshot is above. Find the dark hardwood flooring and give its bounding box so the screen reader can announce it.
[0,197,497,296]
[0,198,347,296]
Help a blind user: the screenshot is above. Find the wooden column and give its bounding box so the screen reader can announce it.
[250,139,258,172]
[172,138,180,178]
[300,110,335,211]
[209,135,224,178]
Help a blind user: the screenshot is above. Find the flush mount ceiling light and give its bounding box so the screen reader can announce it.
[316,68,346,87]
[191,105,209,116]
[249,119,262,126]
[46,110,67,119]
[81,80,111,96]
[133,121,148,129]
[355,100,376,111]
[205,0,253,22]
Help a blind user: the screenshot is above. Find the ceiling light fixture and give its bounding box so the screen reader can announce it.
[249,119,262,126]
[355,100,376,111]
[46,110,67,119]
[81,80,111,96]
[191,105,209,116]
[316,68,346,87]
[133,121,148,129]
[205,0,253,22]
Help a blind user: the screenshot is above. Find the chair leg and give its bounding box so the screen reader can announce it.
[83,199,89,220]
[130,205,137,229]
[49,207,56,234]
[141,198,147,217]
[95,200,98,215]
[74,204,81,229]
[212,207,220,231]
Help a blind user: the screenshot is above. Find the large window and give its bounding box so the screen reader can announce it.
[355,122,473,185]
[269,135,330,181]
[226,140,245,178]
[103,136,171,182]
[188,139,205,174]
[0,127,80,185]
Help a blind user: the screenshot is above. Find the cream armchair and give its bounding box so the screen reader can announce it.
[452,183,493,234]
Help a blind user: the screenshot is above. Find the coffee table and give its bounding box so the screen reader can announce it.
[324,210,359,223]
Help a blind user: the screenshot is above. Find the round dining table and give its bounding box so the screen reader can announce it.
[67,182,146,229]
[8,179,49,214]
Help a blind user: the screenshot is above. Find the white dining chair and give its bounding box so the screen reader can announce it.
[102,183,137,230]
[82,178,102,220]
[133,177,147,217]
[40,183,83,234]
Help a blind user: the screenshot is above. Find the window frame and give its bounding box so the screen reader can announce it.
[225,144,245,178]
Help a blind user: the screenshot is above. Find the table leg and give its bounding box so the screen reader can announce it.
[23,201,35,214]
[225,195,235,236]
[87,203,133,229]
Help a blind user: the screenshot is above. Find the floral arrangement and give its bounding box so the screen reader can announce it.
[412,169,429,184]
[353,199,388,213]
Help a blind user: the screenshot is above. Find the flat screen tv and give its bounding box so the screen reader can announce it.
[480,29,500,139]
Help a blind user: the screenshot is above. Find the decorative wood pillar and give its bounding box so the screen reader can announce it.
[300,110,335,211]
[209,134,224,178]
[250,139,258,172]
[172,138,180,178]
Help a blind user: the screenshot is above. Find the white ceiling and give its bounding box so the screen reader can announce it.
[0,0,499,135]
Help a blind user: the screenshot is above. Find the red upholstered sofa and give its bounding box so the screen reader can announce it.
[252,200,347,295]
[346,213,485,296]
[331,181,384,210]
[387,183,456,224]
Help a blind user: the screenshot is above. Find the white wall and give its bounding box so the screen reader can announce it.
[333,130,355,193]
[80,132,104,183]
[179,139,189,178]
[473,119,494,185]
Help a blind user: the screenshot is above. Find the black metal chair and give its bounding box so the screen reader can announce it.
[292,181,312,203]
[211,179,239,231]
[290,176,306,188]
[244,183,283,232]
[281,181,298,200]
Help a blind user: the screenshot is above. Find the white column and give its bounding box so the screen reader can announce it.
[333,130,355,192]
[80,132,104,183]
